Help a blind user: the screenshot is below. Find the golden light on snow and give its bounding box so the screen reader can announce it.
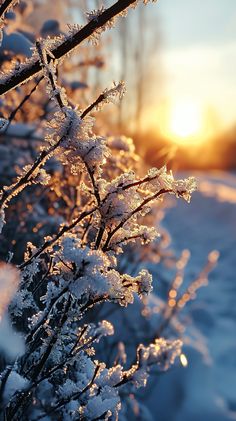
[168,100,202,144]
[180,353,188,367]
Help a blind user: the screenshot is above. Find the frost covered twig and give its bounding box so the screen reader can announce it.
[0,0,20,47]
[2,77,43,134]
[0,0,153,95]
[0,1,201,419]
[102,188,171,251]
[0,120,72,210]
[156,250,219,337]
[19,206,97,269]
[81,81,125,119]
[0,0,18,20]
[36,41,67,110]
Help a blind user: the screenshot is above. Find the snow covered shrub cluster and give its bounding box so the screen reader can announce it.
[0,0,215,419]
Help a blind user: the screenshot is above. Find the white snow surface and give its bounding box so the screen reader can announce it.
[147,171,236,421]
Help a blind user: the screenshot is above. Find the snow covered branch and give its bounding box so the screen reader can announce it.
[0,0,18,20]
[0,0,154,95]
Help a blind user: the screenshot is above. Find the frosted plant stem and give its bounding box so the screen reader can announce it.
[0,0,138,95]
[102,189,171,251]
[33,364,101,420]
[0,0,16,19]
[19,206,97,269]
[3,77,44,134]
[0,131,67,209]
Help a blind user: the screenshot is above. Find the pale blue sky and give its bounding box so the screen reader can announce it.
[143,0,236,132]
[156,0,236,48]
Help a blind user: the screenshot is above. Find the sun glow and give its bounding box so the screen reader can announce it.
[168,100,202,144]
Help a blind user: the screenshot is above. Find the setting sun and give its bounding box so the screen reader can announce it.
[169,100,202,143]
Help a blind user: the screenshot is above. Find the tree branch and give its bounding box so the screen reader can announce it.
[0,0,16,19]
[19,206,97,269]
[102,189,171,251]
[3,77,43,134]
[0,0,137,96]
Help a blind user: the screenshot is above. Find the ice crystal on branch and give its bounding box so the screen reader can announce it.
[103,81,126,103]
[131,338,182,388]
[86,6,106,23]
[54,235,153,307]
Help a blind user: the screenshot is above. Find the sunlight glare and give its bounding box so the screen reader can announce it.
[169,100,202,144]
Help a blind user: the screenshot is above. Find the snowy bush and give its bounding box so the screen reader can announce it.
[0,0,218,419]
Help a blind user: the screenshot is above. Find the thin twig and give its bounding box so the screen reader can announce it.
[33,364,101,420]
[81,92,106,119]
[19,206,97,269]
[36,41,65,110]
[0,111,75,209]
[0,0,16,19]
[3,77,44,134]
[31,256,53,295]
[102,189,171,251]
[0,0,138,95]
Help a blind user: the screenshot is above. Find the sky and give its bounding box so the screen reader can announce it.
[145,0,236,134]
[71,0,236,138]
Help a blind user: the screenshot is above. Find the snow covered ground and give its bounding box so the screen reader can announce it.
[147,171,236,421]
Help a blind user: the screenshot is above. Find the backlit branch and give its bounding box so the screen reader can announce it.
[0,0,17,20]
[0,0,138,96]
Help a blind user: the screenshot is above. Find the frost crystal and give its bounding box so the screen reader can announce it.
[103,81,126,103]
[96,320,114,337]
[130,338,182,388]
[3,371,29,403]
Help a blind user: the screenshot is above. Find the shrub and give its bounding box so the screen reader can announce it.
[0,1,212,419]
